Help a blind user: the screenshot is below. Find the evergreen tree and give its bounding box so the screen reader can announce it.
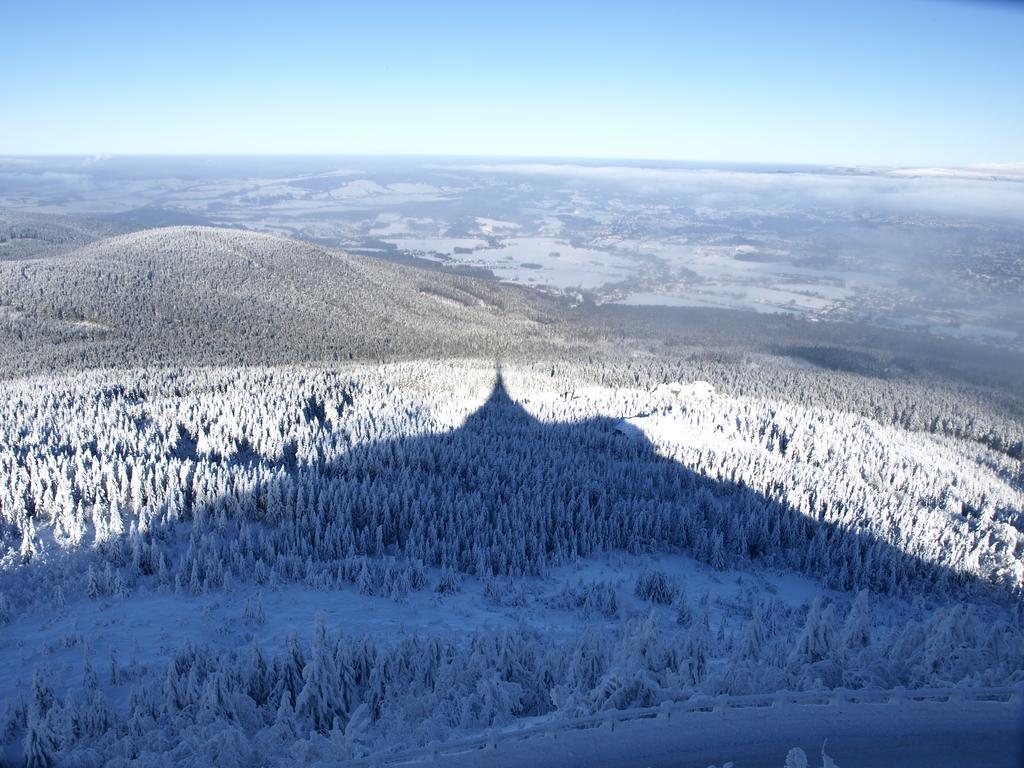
[296,613,345,732]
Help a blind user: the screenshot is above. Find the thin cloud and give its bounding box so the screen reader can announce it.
[442,163,1024,221]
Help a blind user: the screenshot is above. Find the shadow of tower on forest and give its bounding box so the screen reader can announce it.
[253,368,991,598]
[0,368,1001,608]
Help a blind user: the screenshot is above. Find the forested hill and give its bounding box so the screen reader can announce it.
[1,221,1021,462]
[0,209,133,261]
[0,226,572,373]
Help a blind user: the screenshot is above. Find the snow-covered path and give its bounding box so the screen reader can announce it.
[345,695,1023,768]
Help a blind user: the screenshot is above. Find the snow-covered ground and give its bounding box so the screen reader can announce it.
[1,360,1021,765]
[385,236,636,290]
[396,695,1023,768]
[0,550,827,714]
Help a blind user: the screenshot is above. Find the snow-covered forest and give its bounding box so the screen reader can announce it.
[0,216,1022,767]
[2,360,1021,766]
[3,0,1023,759]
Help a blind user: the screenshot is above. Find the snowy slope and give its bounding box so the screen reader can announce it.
[366,693,1022,768]
[1,360,1021,766]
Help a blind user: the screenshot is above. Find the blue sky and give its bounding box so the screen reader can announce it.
[2,0,1022,165]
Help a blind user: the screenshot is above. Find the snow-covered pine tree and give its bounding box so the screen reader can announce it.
[295,613,346,732]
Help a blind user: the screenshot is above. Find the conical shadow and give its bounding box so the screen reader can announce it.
[235,369,997,598]
[0,368,1004,608]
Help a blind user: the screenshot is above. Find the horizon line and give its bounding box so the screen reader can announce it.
[3,153,1022,173]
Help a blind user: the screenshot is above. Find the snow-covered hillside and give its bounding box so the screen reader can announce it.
[0,226,565,374]
[1,361,1021,766]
